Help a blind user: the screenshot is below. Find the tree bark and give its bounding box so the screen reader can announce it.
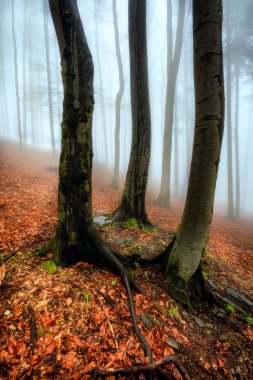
[12,0,22,146]
[164,0,225,305]
[110,0,125,189]
[156,0,185,208]
[113,0,151,224]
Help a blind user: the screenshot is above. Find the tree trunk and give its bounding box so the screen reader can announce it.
[12,0,22,146]
[46,2,153,362]
[173,88,179,196]
[183,32,191,183]
[112,0,151,224]
[22,1,27,143]
[225,8,234,219]
[110,0,125,189]
[156,0,185,208]
[234,61,240,219]
[164,0,224,305]
[94,4,108,166]
[43,0,56,154]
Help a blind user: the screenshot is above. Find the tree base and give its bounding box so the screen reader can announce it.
[112,205,152,226]
[154,193,171,209]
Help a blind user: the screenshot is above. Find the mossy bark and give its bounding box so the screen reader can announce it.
[113,0,151,224]
[164,0,224,303]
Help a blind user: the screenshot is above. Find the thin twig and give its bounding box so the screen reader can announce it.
[98,297,118,350]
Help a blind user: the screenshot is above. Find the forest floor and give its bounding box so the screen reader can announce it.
[0,141,253,380]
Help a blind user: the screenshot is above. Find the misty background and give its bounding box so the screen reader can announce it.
[0,0,252,219]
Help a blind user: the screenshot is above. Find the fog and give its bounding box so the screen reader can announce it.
[0,0,253,219]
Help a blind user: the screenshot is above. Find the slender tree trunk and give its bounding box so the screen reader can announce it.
[183,33,191,182]
[164,0,224,305]
[110,0,125,189]
[234,61,240,219]
[12,0,22,145]
[156,0,185,208]
[43,0,56,154]
[22,1,27,143]
[112,0,151,224]
[225,9,234,218]
[94,6,108,165]
[174,88,179,195]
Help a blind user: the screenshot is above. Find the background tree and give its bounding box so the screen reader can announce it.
[43,0,55,154]
[113,0,151,224]
[163,0,224,304]
[12,0,22,145]
[156,0,185,208]
[110,0,125,189]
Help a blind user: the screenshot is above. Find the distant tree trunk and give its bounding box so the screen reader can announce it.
[183,33,191,182]
[28,3,35,145]
[43,0,56,154]
[225,9,234,219]
[163,0,224,305]
[234,61,240,219]
[22,1,27,143]
[174,89,179,195]
[94,5,108,165]
[0,54,9,137]
[110,0,125,189]
[156,0,185,208]
[12,0,22,145]
[112,0,151,224]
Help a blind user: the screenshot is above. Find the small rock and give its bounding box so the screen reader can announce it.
[93,216,112,225]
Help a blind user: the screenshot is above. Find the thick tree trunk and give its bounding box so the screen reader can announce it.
[12,0,22,146]
[164,0,224,305]
[156,0,185,208]
[110,0,125,190]
[43,0,56,154]
[113,0,151,224]
[225,9,234,219]
[234,61,240,219]
[46,2,153,362]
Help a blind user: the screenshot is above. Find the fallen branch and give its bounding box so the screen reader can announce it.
[23,306,37,353]
[91,355,190,379]
[97,297,118,350]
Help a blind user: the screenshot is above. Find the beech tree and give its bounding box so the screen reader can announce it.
[163,0,224,304]
[156,0,185,208]
[45,0,152,363]
[110,0,125,189]
[113,0,151,224]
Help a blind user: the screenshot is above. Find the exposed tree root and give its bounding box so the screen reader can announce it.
[33,226,153,364]
[90,355,190,379]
